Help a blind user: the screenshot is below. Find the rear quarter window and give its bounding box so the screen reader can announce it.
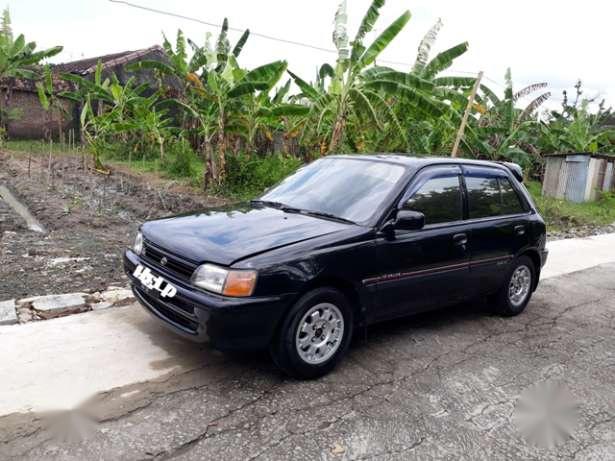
[499,177,526,214]
[466,174,526,219]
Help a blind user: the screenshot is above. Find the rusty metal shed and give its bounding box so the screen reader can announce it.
[542,153,615,202]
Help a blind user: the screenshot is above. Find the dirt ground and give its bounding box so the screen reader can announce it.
[0,152,227,300]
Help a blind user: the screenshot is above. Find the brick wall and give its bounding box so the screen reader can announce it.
[6,90,75,140]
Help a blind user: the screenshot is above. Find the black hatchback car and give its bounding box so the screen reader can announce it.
[124,155,548,378]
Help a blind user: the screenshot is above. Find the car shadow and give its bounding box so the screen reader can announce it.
[129,297,492,381]
[351,298,490,349]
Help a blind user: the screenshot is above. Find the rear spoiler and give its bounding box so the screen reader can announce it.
[497,162,523,183]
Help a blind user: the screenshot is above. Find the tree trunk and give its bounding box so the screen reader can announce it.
[0,84,12,136]
[216,112,226,185]
[202,138,216,190]
[328,115,346,154]
[56,108,63,145]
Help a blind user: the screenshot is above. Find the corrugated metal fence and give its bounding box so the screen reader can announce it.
[543,154,615,202]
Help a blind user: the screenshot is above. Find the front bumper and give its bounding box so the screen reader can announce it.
[124,249,294,351]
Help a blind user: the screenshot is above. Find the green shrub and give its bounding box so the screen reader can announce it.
[161,137,200,179]
[221,153,302,199]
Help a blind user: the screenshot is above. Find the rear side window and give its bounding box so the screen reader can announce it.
[466,174,525,219]
[405,176,462,225]
[499,177,525,214]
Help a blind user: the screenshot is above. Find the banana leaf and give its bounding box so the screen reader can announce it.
[232,29,250,57]
[358,11,411,69]
[351,0,385,63]
[287,70,322,102]
[422,42,469,79]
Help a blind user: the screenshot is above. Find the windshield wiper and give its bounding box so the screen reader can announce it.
[291,208,356,225]
[251,200,355,225]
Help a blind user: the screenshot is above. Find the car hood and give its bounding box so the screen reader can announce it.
[141,204,354,266]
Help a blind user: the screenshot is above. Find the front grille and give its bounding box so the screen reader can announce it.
[142,240,196,280]
[135,285,199,334]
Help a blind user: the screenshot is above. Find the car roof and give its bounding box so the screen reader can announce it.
[328,154,506,170]
[327,154,523,180]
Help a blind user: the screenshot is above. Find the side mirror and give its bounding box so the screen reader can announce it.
[394,210,425,231]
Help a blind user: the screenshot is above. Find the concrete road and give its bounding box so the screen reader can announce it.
[1,260,614,459]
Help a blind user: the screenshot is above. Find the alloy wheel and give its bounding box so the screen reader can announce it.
[295,303,344,365]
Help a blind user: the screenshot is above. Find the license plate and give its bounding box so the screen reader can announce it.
[133,264,177,298]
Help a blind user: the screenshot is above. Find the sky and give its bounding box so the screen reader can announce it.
[6,0,615,110]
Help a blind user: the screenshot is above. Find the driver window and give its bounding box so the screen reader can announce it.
[404,175,462,225]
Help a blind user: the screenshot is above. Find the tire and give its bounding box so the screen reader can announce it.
[270,287,354,379]
[491,255,535,316]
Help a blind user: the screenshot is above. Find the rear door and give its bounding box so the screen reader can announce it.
[462,166,532,295]
[370,166,472,322]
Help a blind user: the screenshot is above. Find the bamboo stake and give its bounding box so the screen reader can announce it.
[451,71,483,158]
[47,138,53,188]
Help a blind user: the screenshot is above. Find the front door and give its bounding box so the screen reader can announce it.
[369,166,472,322]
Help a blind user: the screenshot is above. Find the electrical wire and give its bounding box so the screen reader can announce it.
[108,0,506,87]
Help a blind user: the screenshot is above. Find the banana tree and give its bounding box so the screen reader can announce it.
[128,22,250,99]
[233,79,309,153]
[476,69,551,164]
[0,8,62,129]
[62,62,162,171]
[289,0,446,154]
[412,19,469,81]
[174,57,289,186]
[36,64,68,141]
[375,18,472,154]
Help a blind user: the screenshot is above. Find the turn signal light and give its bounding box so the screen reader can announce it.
[223,270,258,297]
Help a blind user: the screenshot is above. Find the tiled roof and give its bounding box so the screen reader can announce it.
[1,45,164,92]
[52,45,164,75]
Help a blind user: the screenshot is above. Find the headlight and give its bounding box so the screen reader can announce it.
[192,264,257,297]
[134,231,144,255]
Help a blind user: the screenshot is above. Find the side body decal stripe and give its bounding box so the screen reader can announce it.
[362,255,513,286]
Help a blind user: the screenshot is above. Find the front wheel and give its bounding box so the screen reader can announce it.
[491,255,535,316]
[270,287,353,379]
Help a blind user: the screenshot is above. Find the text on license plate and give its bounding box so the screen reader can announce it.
[133,265,177,298]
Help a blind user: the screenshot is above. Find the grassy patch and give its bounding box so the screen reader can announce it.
[220,153,302,199]
[5,139,83,156]
[526,180,615,230]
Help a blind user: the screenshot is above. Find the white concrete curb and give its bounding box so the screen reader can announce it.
[1,287,135,324]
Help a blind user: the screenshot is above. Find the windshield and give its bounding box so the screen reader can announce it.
[260,157,406,223]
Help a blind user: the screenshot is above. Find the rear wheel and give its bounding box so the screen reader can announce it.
[491,255,535,316]
[270,287,353,379]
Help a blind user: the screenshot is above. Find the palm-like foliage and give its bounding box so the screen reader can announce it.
[0,8,62,127]
[35,64,69,141]
[385,18,472,154]
[539,83,615,154]
[131,23,296,186]
[289,0,452,154]
[468,69,551,164]
[62,62,170,171]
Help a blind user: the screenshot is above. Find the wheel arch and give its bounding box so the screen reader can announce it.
[517,248,541,291]
[298,275,366,327]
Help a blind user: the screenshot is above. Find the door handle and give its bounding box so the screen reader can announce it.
[514,225,526,236]
[453,233,468,246]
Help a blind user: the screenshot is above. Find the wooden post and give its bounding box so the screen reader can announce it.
[451,71,483,158]
[48,139,53,187]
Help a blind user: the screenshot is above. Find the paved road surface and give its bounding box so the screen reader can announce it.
[1,239,614,459]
